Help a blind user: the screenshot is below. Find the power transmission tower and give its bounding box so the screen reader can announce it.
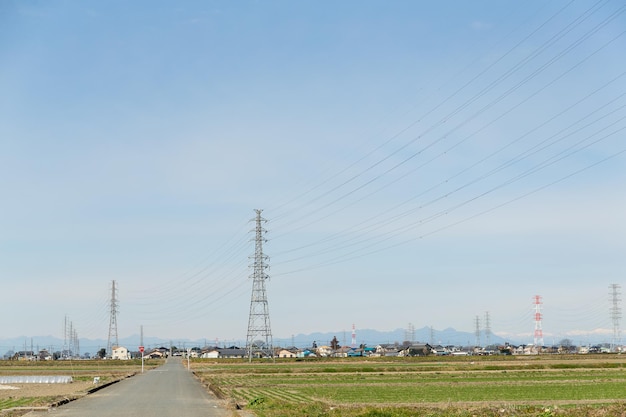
[63,316,79,359]
[72,326,79,358]
[68,321,74,357]
[484,311,492,348]
[533,295,544,348]
[474,316,481,347]
[405,323,415,343]
[107,280,119,357]
[609,284,622,352]
[245,210,274,361]
[63,315,68,359]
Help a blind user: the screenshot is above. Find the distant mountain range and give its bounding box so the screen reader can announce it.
[0,327,509,356]
[0,326,611,357]
[282,327,509,348]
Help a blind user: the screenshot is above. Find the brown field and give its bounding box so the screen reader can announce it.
[0,358,163,416]
[2,355,626,417]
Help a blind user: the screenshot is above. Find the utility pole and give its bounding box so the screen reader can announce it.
[107,280,119,358]
[245,209,274,362]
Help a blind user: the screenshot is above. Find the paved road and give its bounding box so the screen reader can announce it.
[47,358,231,417]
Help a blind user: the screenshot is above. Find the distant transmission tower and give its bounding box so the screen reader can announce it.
[351,324,357,348]
[63,315,68,358]
[484,311,492,347]
[405,323,415,343]
[533,295,544,347]
[474,316,481,347]
[609,284,622,352]
[245,210,274,361]
[107,280,119,357]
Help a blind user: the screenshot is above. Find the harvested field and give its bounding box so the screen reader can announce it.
[0,359,163,416]
[191,354,626,417]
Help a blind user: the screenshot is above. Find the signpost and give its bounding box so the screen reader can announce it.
[139,346,144,373]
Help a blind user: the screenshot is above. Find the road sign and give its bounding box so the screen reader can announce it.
[139,346,144,353]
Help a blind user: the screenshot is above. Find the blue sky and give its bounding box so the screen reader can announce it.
[1,1,625,347]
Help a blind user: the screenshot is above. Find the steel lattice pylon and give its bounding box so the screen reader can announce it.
[245,209,274,361]
[107,280,119,357]
[609,284,622,352]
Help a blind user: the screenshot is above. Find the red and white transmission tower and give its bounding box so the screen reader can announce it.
[351,324,356,348]
[533,295,544,347]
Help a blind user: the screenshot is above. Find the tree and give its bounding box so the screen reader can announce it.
[97,348,106,359]
[330,336,339,351]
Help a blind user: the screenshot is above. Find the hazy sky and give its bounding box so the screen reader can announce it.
[1,1,625,347]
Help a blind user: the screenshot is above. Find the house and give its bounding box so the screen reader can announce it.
[347,348,364,357]
[431,345,449,355]
[112,346,130,360]
[297,349,317,358]
[277,349,296,358]
[200,348,220,359]
[197,346,247,359]
[12,351,35,361]
[376,344,401,357]
[147,350,164,359]
[401,343,432,357]
[333,346,352,357]
[38,349,52,361]
[316,345,333,357]
[217,348,246,359]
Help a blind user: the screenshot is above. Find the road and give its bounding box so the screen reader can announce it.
[47,358,232,417]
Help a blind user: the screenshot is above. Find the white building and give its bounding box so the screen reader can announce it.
[112,346,130,360]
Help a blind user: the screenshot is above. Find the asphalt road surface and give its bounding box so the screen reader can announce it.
[47,358,231,417]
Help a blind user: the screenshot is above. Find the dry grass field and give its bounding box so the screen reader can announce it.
[2,355,626,417]
[192,354,626,417]
[0,358,163,416]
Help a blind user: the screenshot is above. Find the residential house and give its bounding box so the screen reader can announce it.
[147,350,164,359]
[217,348,246,359]
[200,348,220,359]
[12,351,35,361]
[401,343,432,357]
[277,349,296,358]
[297,349,317,358]
[376,344,401,357]
[112,346,130,360]
[38,350,52,361]
[333,346,352,357]
[316,345,333,357]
